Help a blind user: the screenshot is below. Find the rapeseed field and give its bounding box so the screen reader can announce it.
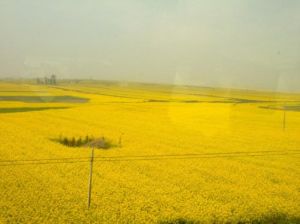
[0,81,299,223]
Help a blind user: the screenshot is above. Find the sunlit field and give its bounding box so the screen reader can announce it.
[0,81,299,223]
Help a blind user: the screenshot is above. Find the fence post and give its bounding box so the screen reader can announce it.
[87,147,95,209]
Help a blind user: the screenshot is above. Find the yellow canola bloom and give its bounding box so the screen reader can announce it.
[0,82,299,223]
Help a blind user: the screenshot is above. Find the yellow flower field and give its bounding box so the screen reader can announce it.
[0,81,299,223]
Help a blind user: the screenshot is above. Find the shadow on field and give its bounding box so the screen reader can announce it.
[145,99,287,104]
[261,105,300,112]
[0,95,89,103]
[0,107,69,114]
[158,213,300,224]
[158,218,198,224]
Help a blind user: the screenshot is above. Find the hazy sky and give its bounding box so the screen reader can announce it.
[1,0,299,91]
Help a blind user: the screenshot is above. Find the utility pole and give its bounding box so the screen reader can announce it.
[282,101,287,131]
[283,109,286,131]
[119,133,123,147]
[87,147,95,209]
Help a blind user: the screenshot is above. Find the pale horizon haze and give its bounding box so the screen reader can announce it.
[0,0,299,92]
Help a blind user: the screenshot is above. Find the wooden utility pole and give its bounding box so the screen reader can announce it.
[87,147,95,209]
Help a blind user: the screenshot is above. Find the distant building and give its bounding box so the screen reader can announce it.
[36,75,58,85]
[50,74,56,85]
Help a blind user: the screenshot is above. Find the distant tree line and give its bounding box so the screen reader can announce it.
[58,135,94,147]
[36,75,57,85]
[55,135,116,149]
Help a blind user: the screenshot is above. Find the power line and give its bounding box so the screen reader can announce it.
[93,149,300,159]
[0,160,88,166]
[0,151,299,167]
[92,152,300,162]
[0,156,90,163]
[1,149,299,164]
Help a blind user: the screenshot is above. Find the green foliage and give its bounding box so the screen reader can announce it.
[86,137,115,149]
[158,214,300,224]
[55,135,116,149]
[159,218,198,224]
